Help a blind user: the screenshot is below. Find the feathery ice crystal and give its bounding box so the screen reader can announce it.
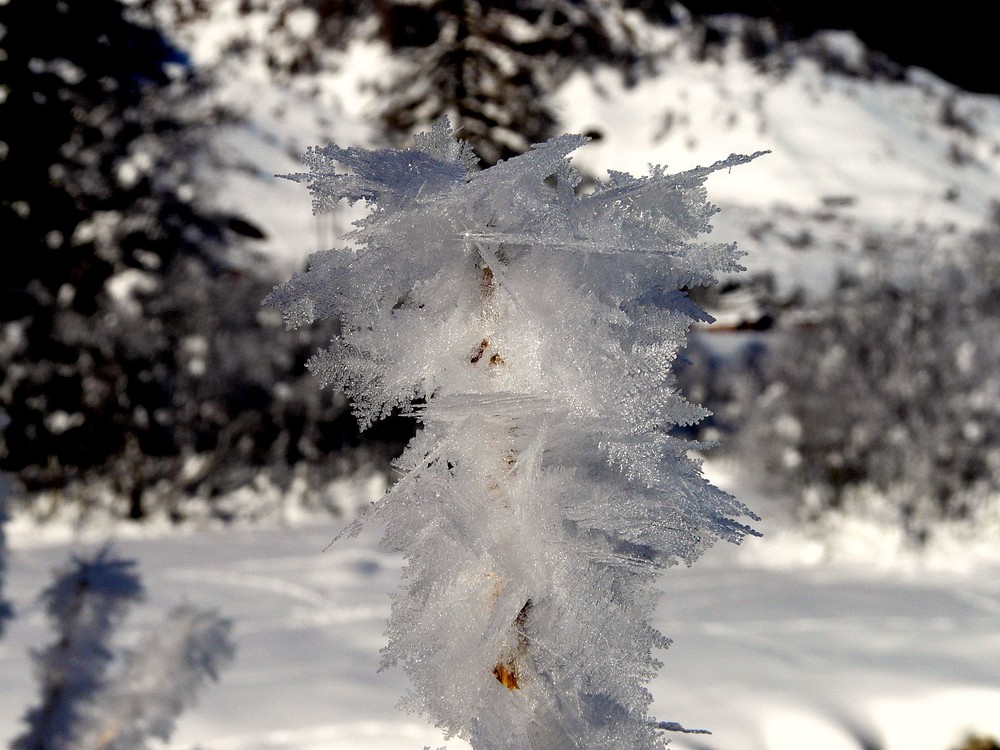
[266,119,762,749]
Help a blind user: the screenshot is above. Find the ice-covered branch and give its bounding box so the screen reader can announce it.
[74,605,235,750]
[13,549,235,750]
[267,118,761,749]
[13,549,143,750]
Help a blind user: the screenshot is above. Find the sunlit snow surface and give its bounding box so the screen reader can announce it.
[2,472,998,750]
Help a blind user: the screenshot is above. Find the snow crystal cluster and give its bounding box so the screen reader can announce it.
[266,119,761,749]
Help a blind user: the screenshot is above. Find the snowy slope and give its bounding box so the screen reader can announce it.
[555,33,1000,230]
[166,9,1000,299]
[552,28,1000,300]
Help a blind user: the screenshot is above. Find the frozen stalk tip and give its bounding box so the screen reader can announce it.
[266,119,762,750]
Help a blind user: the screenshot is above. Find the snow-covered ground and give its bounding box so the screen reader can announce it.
[2,464,998,750]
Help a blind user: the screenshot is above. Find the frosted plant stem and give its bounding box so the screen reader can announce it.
[468,255,531,691]
[266,118,763,750]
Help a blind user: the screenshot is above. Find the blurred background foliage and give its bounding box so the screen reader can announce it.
[1,0,998,538]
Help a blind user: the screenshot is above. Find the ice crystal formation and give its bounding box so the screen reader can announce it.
[266,119,762,749]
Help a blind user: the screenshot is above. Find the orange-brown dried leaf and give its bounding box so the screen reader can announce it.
[493,661,519,690]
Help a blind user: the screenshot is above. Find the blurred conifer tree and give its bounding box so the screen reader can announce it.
[0,0,377,520]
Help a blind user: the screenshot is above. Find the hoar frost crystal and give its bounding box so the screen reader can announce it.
[266,120,762,749]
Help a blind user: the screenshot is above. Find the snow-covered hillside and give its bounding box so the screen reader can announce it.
[165,7,1000,300]
[555,27,1000,300]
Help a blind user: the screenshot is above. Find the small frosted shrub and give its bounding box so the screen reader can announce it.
[14,549,144,750]
[740,227,1000,541]
[13,548,233,750]
[267,119,761,749]
[75,604,235,750]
